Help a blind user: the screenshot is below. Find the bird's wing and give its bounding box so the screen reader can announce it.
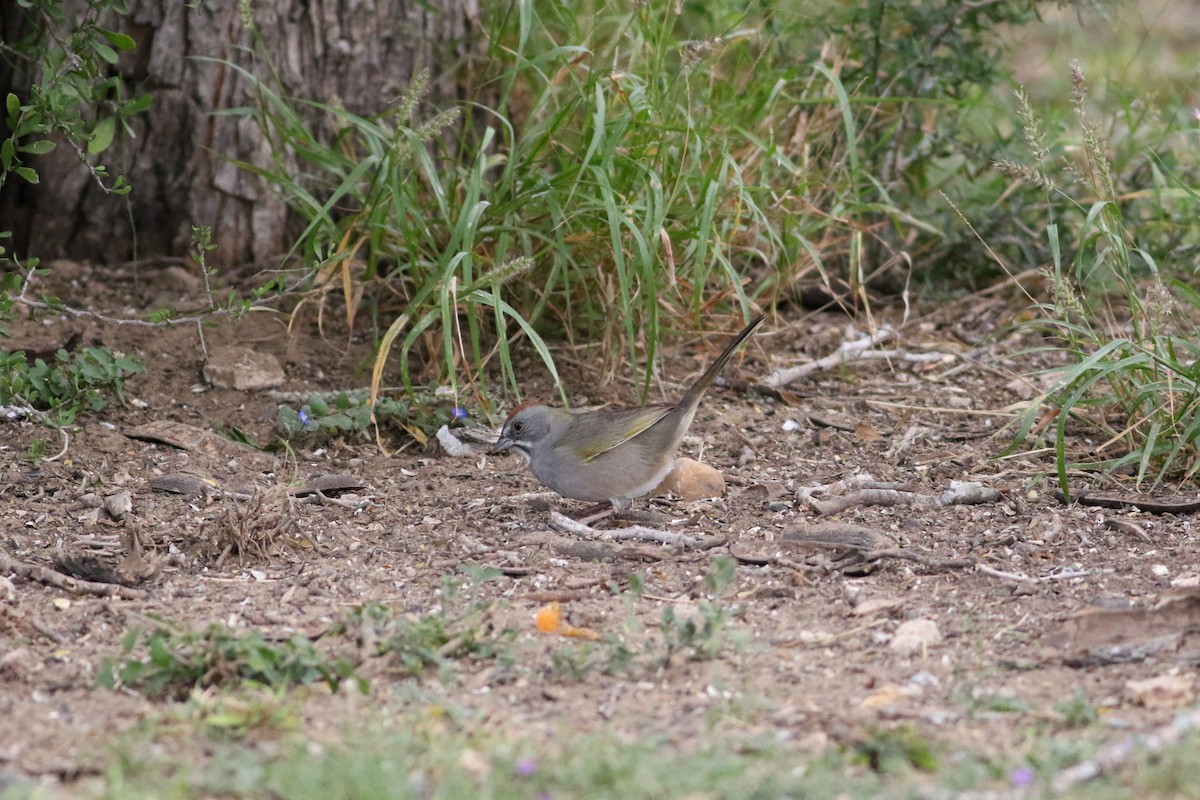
[569,405,674,463]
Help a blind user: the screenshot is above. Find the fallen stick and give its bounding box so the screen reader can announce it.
[765,326,897,387]
[0,553,149,600]
[549,511,699,548]
[807,480,998,515]
[975,564,1113,583]
[1063,490,1200,515]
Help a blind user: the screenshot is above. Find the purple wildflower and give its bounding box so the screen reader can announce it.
[1010,766,1035,787]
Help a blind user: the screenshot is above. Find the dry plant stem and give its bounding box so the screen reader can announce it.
[504,491,562,505]
[765,325,897,387]
[807,481,998,515]
[975,564,1111,583]
[828,348,957,365]
[1102,518,1150,543]
[0,553,149,599]
[44,424,70,462]
[1065,491,1200,515]
[810,488,922,515]
[774,618,889,647]
[860,549,977,571]
[13,262,230,328]
[1052,704,1200,792]
[795,472,902,503]
[298,490,372,510]
[2,403,72,461]
[30,613,70,644]
[549,510,698,548]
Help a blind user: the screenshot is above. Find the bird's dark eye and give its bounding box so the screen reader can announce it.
[512,420,526,435]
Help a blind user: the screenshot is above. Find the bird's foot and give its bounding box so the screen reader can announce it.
[571,502,616,525]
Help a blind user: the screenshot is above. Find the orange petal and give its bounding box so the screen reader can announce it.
[535,602,562,633]
[560,624,600,640]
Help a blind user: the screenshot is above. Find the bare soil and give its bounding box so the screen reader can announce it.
[2,261,1197,791]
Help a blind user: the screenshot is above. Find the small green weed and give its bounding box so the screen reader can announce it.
[704,555,737,594]
[99,623,364,700]
[546,635,636,683]
[658,556,742,665]
[0,346,144,425]
[659,602,730,665]
[1055,688,1099,730]
[275,387,464,441]
[853,724,939,774]
[344,573,517,679]
[21,437,47,468]
[183,684,302,739]
[956,687,1032,718]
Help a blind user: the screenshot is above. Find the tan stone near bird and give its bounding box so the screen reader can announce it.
[493,315,765,513]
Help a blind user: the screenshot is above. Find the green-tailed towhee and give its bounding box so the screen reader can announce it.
[493,315,765,511]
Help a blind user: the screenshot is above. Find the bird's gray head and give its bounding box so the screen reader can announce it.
[493,402,555,462]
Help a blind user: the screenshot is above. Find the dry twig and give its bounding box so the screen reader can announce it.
[765,326,898,387]
[0,553,149,600]
[549,511,699,547]
[806,480,998,515]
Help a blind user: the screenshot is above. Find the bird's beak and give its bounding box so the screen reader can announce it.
[490,435,514,456]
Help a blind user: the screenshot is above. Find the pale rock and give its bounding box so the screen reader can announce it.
[858,682,921,709]
[1171,573,1200,588]
[1125,673,1196,708]
[104,490,132,521]
[890,618,942,656]
[656,457,726,500]
[203,345,285,390]
[852,597,905,617]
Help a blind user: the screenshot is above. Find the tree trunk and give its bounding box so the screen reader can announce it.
[1,0,481,267]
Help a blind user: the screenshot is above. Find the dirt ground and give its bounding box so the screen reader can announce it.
[2,260,1198,792]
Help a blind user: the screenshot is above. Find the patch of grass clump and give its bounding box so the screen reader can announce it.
[106,726,882,800]
[222,0,1069,412]
[997,62,1200,492]
[345,602,515,679]
[1055,688,1100,730]
[341,572,518,679]
[99,623,364,700]
[852,724,939,774]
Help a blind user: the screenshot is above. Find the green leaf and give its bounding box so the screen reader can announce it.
[88,117,116,154]
[95,658,117,690]
[18,139,56,155]
[14,166,38,184]
[98,27,137,51]
[5,93,18,119]
[127,93,154,114]
[93,42,119,64]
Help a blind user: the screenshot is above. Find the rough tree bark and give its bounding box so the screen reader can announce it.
[1,0,482,267]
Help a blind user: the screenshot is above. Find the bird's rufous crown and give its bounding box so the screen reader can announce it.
[504,400,539,423]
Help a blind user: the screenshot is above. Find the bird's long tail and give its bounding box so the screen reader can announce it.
[680,314,765,405]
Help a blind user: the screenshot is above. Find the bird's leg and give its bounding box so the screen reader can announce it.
[572,501,617,525]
